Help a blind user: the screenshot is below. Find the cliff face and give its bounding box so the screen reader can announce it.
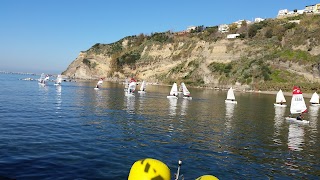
[62,14,320,91]
[63,39,247,82]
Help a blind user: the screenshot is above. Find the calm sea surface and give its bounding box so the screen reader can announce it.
[0,73,319,179]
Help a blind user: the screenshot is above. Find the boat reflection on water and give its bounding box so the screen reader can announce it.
[288,123,305,151]
[168,98,177,116]
[273,106,286,144]
[180,98,189,116]
[125,95,135,115]
[225,102,235,130]
[55,85,62,112]
[308,105,319,140]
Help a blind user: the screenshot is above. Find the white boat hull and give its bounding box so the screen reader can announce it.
[285,117,309,124]
[138,90,146,93]
[310,103,320,107]
[167,95,178,99]
[225,100,237,104]
[183,96,192,100]
[94,87,99,90]
[274,103,287,107]
[125,92,135,97]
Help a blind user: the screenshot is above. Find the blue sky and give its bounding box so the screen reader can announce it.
[1,0,319,74]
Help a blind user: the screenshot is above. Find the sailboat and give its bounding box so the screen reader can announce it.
[125,81,136,96]
[285,86,309,123]
[97,78,103,85]
[138,80,147,93]
[225,87,237,104]
[94,78,103,90]
[310,92,320,106]
[38,73,47,86]
[274,89,287,107]
[167,83,178,99]
[54,74,62,86]
[181,82,192,99]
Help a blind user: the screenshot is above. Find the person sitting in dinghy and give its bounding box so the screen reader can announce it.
[296,113,303,120]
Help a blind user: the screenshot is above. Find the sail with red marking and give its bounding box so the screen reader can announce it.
[290,86,307,114]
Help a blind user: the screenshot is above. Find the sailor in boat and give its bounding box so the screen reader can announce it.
[296,113,303,120]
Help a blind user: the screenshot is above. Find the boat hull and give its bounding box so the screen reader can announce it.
[138,91,146,93]
[183,96,192,100]
[274,103,287,107]
[310,103,320,107]
[125,92,135,97]
[285,117,309,124]
[225,100,237,104]
[167,95,178,99]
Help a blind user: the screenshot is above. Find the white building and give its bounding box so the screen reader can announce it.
[227,34,240,39]
[186,26,197,32]
[234,20,252,28]
[254,18,265,23]
[218,24,229,33]
[278,9,288,16]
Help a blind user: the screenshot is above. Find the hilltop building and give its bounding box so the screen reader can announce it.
[186,26,197,32]
[254,18,265,23]
[218,24,229,33]
[277,3,320,18]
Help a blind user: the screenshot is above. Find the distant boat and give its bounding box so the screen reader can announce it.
[167,83,178,99]
[97,78,103,85]
[181,82,192,100]
[310,92,320,106]
[285,86,309,124]
[274,89,287,107]
[225,87,237,104]
[94,79,103,90]
[138,80,147,93]
[54,74,62,86]
[125,81,136,96]
[38,73,47,86]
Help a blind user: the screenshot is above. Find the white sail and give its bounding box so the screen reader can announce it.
[127,82,136,94]
[169,83,179,96]
[44,75,49,81]
[181,82,190,96]
[310,92,319,104]
[226,87,235,100]
[38,73,46,85]
[97,78,103,85]
[276,89,286,103]
[290,86,307,114]
[38,73,45,82]
[55,75,62,84]
[140,81,146,91]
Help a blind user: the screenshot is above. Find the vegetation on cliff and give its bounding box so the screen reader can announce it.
[63,14,320,92]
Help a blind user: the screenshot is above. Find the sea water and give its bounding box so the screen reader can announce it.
[0,73,319,179]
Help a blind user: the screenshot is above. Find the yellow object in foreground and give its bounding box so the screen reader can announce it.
[128,158,171,180]
[195,175,219,180]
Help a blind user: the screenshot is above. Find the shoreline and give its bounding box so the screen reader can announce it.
[58,77,316,99]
